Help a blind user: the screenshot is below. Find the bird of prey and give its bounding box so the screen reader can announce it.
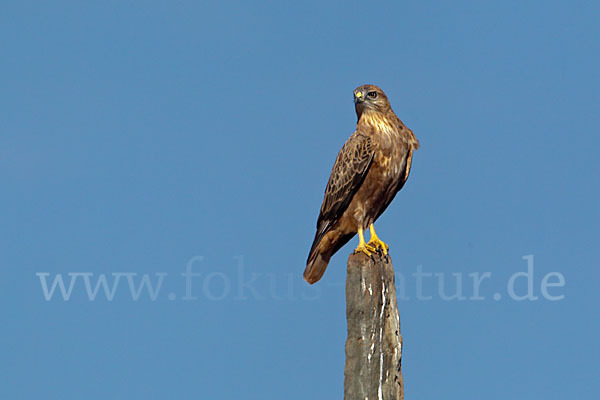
[304,84,419,284]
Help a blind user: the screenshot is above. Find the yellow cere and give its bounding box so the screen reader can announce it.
[355,91,362,98]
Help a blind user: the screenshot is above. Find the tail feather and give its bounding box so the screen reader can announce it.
[304,250,332,284]
[304,230,355,284]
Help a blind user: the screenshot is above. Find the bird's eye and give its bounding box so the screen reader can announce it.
[367,91,378,99]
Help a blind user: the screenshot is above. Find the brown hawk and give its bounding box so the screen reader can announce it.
[304,84,419,284]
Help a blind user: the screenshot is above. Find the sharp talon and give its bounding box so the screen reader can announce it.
[354,227,375,257]
[367,237,389,256]
[354,242,374,257]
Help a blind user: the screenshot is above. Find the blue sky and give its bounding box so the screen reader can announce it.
[1,1,599,399]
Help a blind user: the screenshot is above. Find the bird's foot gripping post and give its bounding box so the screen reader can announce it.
[344,252,403,400]
[353,225,390,262]
[367,223,389,255]
[353,226,377,256]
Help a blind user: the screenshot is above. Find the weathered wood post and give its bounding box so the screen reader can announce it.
[344,253,403,400]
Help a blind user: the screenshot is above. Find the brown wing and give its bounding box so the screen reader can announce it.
[307,132,375,259]
[374,142,414,222]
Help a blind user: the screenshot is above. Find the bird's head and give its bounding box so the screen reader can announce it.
[353,84,391,118]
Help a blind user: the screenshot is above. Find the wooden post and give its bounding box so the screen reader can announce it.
[344,253,403,400]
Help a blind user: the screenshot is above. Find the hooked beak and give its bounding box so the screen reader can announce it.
[354,91,364,104]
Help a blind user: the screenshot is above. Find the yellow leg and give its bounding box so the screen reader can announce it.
[354,226,376,256]
[367,224,389,255]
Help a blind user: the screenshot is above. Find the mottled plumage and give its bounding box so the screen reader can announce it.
[304,84,419,284]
